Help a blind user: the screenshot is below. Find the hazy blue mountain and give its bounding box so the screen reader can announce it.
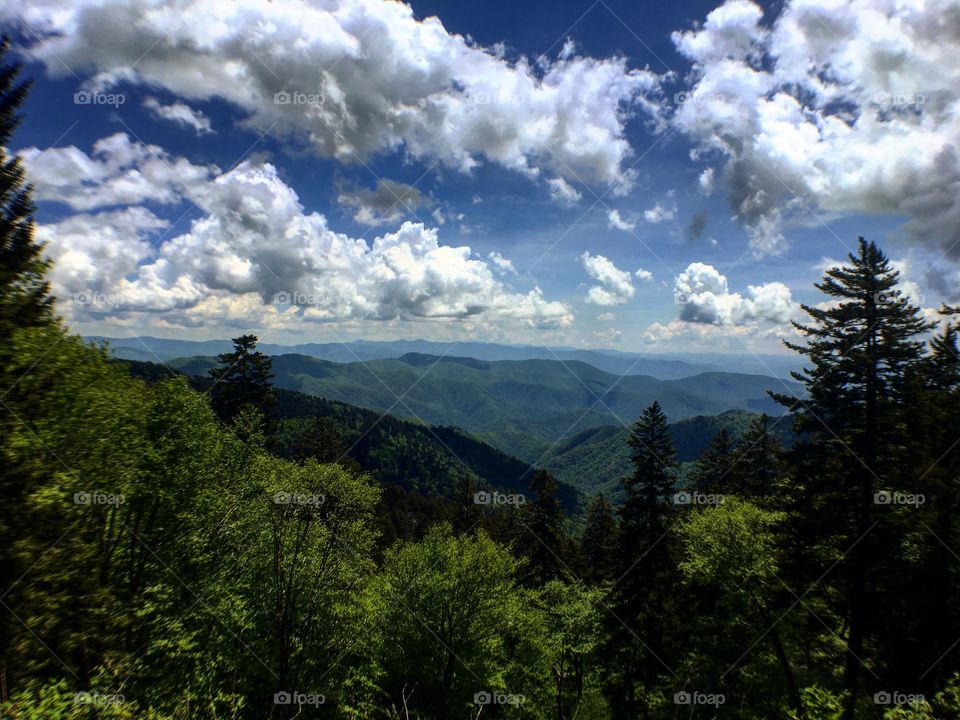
[167,352,803,462]
[87,335,802,380]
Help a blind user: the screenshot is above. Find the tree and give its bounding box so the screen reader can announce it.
[580,493,619,583]
[772,238,931,719]
[736,414,784,498]
[209,335,276,426]
[0,37,51,351]
[691,427,737,494]
[520,469,566,584]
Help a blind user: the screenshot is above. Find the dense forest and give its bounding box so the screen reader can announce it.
[2,45,960,720]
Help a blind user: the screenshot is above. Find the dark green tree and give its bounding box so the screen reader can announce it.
[520,469,566,584]
[580,493,619,583]
[691,427,737,493]
[736,414,784,498]
[772,237,931,719]
[209,334,276,425]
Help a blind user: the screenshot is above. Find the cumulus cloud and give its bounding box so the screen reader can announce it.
[31,140,572,330]
[143,97,213,134]
[337,178,427,226]
[643,202,676,223]
[673,261,796,325]
[596,312,616,321]
[581,252,636,306]
[699,167,715,194]
[669,0,960,258]
[21,133,217,211]
[547,177,582,207]
[11,0,661,192]
[607,209,636,231]
[635,268,654,282]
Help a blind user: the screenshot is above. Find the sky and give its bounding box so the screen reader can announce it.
[3,0,959,354]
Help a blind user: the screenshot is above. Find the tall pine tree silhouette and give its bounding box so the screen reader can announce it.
[773,238,930,719]
[209,335,276,425]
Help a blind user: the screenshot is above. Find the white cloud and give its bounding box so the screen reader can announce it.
[12,0,661,192]
[643,202,676,223]
[673,261,796,325]
[547,177,582,207]
[635,268,654,282]
[596,312,616,321]
[669,0,960,259]
[21,133,217,211]
[699,167,715,195]
[337,178,427,226]
[607,209,636,231]
[487,251,518,276]
[143,97,213,134]
[32,144,573,330]
[581,252,635,306]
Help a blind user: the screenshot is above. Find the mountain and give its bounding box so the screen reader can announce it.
[166,352,803,462]
[118,359,580,513]
[88,335,803,380]
[541,410,797,499]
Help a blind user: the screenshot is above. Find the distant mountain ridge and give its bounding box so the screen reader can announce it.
[87,335,803,379]
[165,351,803,462]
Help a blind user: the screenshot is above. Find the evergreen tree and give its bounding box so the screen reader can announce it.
[772,237,931,719]
[580,493,619,583]
[520,469,566,584]
[691,427,737,493]
[736,414,784,498]
[620,401,676,547]
[209,334,276,425]
[0,38,51,351]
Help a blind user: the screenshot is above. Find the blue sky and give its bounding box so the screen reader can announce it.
[4,0,958,353]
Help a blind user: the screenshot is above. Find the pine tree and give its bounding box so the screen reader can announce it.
[772,237,931,719]
[209,334,276,425]
[0,38,51,352]
[619,401,676,548]
[736,414,784,498]
[520,469,566,584]
[580,493,619,583]
[691,427,737,493]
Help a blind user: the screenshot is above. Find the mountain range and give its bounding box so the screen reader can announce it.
[164,351,803,462]
[88,336,803,379]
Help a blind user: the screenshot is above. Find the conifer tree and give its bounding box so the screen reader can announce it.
[691,427,737,493]
[209,334,276,425]
[736,414,784,498]
[580,493,619,583]
[521,468,566,583]
[772,237,931,719]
